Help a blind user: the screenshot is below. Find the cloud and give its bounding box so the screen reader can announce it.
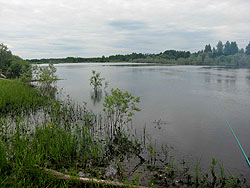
[0,0,249,58]
[109,20,147,31]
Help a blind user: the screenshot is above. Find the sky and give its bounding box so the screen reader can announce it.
[0,0,250,59]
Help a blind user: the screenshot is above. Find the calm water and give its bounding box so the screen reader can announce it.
[55,63,250,178]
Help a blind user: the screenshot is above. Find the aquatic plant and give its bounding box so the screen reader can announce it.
[89,70,105,91]
[0,80,147,187]
[210,157,217,186]
[103,88,140,137]
[195,161,200,187]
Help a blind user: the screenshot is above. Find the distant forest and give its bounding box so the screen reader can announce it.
[28,41,250,66]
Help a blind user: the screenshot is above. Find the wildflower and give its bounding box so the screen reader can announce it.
[48,122,52,128]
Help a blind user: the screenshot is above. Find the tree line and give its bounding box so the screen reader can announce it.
[1,41,250,79]
[27,41,250,66]
[28,50,191,64]
[0,43,57,81]
[203,41,247,56]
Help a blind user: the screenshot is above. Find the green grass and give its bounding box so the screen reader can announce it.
[0,123,105,187]
[0,79,47,114]
[0,80,122,187]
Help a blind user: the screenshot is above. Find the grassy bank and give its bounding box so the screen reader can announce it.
[0,80,141,187]
[0,80,249,187]
[0,79,47,114]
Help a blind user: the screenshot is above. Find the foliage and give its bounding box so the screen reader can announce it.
[0,80,145,187]
[0,119,104,187]
[28,50,191,64]
[33,63,58,88]
[224,41,232,56]
[218,41,238,56]
[27,40,250,67]
[246,41,250,55]
[0,43,32,79]
[0,43,12,73]
[149,156,248,187]
[230,41,239,55]
[7,56,32,80]
[0,82,103,187]
[210,157,217,185]
[204,44,212,53]
[89,70,105,91]
[161,50,191,59]
[103,88,140,136]
[216,41,224,56]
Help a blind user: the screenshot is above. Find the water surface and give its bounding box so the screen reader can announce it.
[55,63,250,178]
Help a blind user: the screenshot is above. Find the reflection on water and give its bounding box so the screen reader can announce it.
[246,70,250,88]
[55,63,250,179]
[90,89,103,106]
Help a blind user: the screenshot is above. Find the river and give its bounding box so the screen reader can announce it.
[54,63,250,178]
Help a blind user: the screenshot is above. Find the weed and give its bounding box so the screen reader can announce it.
[195,161,199,187]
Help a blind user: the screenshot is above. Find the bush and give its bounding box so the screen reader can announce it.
[32,63,58,88]
[89,70,105,91]
[0,44,32,79]
[103,88,140,136]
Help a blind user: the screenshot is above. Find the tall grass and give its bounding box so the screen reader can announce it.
[0,80,139,187]
[0,79,47,114]
[0,107,106,187]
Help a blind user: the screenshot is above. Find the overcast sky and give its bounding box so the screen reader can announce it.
[0,0,250,59]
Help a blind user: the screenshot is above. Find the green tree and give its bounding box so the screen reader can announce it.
[230,41,238,55]
[89,70,105,91]
[6,56,31,79]
[224,41,231,56]
[245,42,250,55]
[216,41,224,56]
[204,44,212,53]
[0,43,12,74]
[101,55,106,62]
[0,44,32,79]
[65,57,75,63]
[212,47,216,58]
[239,48,244,54]
[33,63,58,88]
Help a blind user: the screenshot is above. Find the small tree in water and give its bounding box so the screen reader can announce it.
[89,70,105,91]
[33,63,58,97]
[103,88,140,137]
[33,63,57,87]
